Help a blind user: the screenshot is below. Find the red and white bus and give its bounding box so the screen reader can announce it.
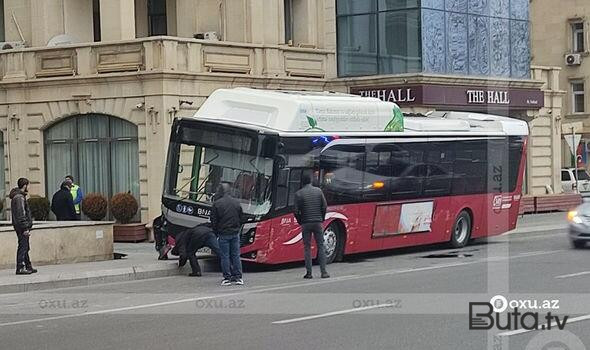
[161,88,527,264]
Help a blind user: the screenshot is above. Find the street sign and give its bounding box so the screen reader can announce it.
[565,133,582,156]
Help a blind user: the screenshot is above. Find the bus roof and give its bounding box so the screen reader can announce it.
[193,88,529,136]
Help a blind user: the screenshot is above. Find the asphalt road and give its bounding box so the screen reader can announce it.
[0,213,588,350]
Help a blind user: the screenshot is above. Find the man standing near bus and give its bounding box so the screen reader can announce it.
[294,174,330,279]
[210,183,244,286]
[10,178,37,275]
[65,175,83,220]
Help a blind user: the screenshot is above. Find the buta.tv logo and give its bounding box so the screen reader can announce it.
[469,295,569,331]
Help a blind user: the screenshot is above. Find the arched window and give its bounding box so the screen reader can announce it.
[44,114,140,217]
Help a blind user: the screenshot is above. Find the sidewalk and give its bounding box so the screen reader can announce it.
[0,212,569,294]
[0,243,182,294]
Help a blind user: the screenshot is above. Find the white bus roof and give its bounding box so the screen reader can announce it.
[193,88,529,136]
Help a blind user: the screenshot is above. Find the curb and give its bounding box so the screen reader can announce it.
[0,263,183,294]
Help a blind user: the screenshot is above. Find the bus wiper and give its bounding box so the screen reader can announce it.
[249,157,263,174]
[174,152,220,196]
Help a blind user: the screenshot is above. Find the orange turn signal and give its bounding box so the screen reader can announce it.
[372,181,385,189]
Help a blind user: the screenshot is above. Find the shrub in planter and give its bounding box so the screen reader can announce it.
[110,192,138,224]
[81,193,108,221]
[28,196,50,221]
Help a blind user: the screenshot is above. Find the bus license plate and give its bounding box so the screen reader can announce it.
[198,247,213,255]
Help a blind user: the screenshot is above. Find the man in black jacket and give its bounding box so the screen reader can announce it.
[10,178,37,275]
[51,180,77,221]
[177,223,221,277]
[210,183,243,286]
[294,173,329,279]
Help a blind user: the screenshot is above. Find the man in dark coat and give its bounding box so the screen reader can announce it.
[51,180,77,221]
[10,177,37,275]
[211,183,244,286]
[294,173,329,279]
[177,223,221,277]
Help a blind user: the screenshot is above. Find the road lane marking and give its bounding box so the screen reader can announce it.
[272,303,395,325]
[0,249,566,328]
[555,271,590,279]
[504,224,566,235]
[498,314,590,337]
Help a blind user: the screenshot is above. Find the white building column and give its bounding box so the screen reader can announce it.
[30,0,65,46]
[100,0,136,41]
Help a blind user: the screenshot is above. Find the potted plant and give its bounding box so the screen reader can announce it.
[110,192,145,242]
[28,196,50,221]
[81,193,108,221]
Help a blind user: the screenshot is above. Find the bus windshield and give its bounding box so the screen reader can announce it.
[165,121,275,216]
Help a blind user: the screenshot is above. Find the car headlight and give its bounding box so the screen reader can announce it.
[568,211,583,224]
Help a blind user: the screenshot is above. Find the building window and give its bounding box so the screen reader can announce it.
[93,0,101,42]
[572,22,585,53]
[572,81,585,114]
[284,0,293,44]
[148,0,167,36]
[44,115,140,220]
[336,0,421,77]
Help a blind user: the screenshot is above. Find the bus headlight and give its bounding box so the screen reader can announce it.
[240,227,256,247]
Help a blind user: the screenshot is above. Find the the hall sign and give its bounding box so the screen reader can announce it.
[357,88,417,103]
[466,90,510,105]
[350,84,544,110]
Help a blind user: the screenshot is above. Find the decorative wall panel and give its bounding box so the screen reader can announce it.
[445,0,467,13]
[511,19,530,78]
[422,9,446,73]
[446,12,468,74]
[490,17,510,77]
[422,0,444,10]
[468,0,488,15]
[468,15,490,76]
[510,0,528,20]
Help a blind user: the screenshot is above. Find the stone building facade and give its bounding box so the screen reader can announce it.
[531,0,590,174]
[0,0,562,223]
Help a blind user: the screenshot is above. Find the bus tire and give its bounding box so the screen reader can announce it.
[450,211,472,248]
[323,222,344,264]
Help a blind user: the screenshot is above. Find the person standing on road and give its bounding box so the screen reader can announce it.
[51,180,77,221]
[294,173,330,279]
[210,183,244,286]
[10,178,37,275]
[65,175,83,220]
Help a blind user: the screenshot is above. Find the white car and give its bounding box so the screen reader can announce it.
[561,168,590,193]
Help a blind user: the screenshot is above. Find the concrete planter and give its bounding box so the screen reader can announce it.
[113,223,147,242]
[0,221,114,269]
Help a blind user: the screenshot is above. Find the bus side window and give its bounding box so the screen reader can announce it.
[287,169,303,207]
[424,142,454,197]
[365,144,393,202]
[390,143,425,200]
[275,168,289,209]
[453,140,487,195]
[320,144,365,204]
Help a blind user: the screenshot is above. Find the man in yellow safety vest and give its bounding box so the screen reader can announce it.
[65,175,83,220]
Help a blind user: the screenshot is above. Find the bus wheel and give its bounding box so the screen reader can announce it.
[323,222,344,264]
[450,211,472,248]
